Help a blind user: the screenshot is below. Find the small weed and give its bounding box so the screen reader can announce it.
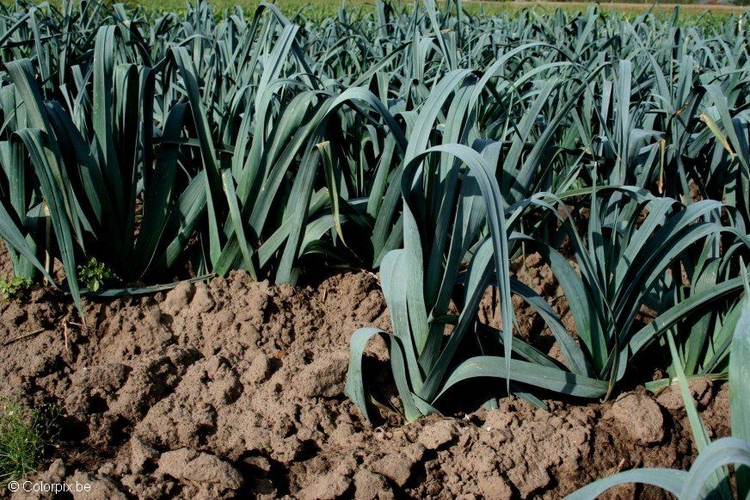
[77,258,115,292]
[0,399,62,483]
[0,276,32,302]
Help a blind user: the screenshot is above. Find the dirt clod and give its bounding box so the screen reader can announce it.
[606,393,665,446]
[371,452,418,487]
[297,471,351,499]
[70,471,127,500]
[418,418,458,450]
[298,351,349,398]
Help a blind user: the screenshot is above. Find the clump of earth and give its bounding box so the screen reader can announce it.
[0,248,729,499]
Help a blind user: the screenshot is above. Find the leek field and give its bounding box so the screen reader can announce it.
[0,0,749,496]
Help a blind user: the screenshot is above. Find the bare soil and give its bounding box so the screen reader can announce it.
[0,246,729,499]
[465,1,749,14]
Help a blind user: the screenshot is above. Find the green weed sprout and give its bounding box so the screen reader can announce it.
[0,277,32,302]
[0,399,61,483]
[77,258,115,292]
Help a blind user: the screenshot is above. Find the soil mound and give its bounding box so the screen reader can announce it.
[0,260,728,499]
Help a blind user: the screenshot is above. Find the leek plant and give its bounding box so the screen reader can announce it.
[345,143,612,422]
[566,277,750,500]
[535,188,750,396]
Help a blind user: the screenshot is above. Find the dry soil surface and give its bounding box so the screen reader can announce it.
[0,249,730,499]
